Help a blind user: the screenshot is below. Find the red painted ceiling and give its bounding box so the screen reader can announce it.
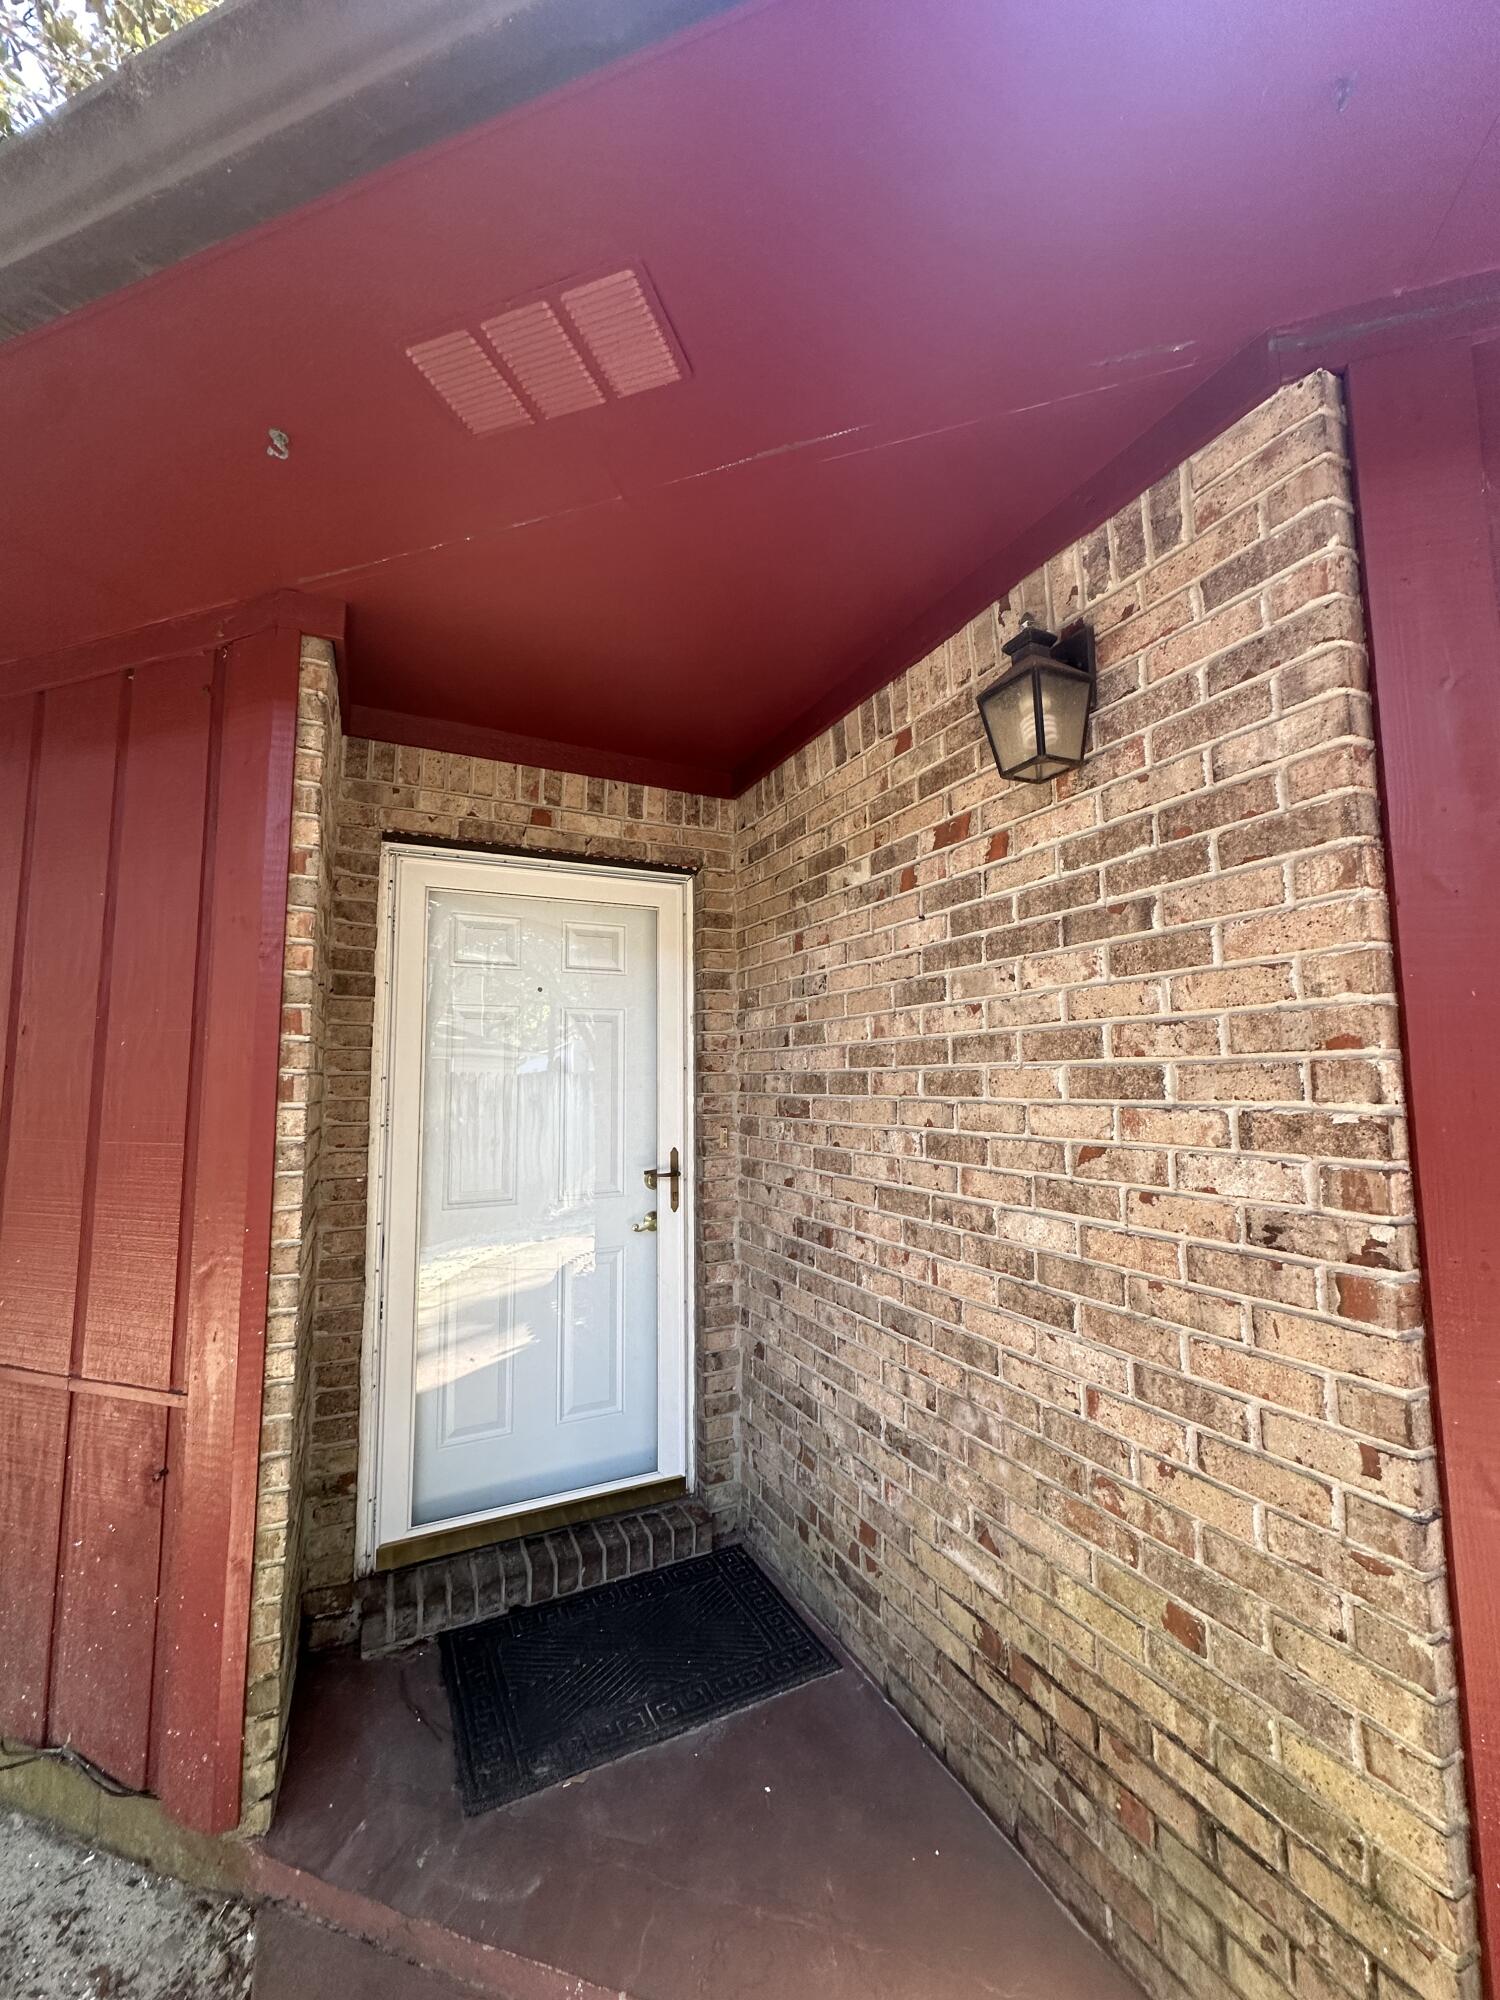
[4,0,1499,792]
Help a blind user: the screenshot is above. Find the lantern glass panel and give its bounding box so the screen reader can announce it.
[1037,660,1092,767]
[980,666,1040,773]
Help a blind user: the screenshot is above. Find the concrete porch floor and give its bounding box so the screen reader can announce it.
[253,1586,1147,2000]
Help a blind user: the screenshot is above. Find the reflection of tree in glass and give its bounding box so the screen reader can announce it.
[424,912,535,1218]
[560,1012,607,1208]
[423,904,623,1225]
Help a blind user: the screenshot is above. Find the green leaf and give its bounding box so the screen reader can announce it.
[1,0,220,138]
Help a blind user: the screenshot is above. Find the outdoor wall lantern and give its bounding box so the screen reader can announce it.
[976,616,1097,783]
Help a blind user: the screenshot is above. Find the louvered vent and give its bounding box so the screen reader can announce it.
[562,271,683,398]
[482,301,604,418]
[410,269,685,437]
[406,331,532,435]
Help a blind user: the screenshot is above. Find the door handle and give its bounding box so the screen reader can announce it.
[633,1210,658,1233]
[642,1145,682,1213]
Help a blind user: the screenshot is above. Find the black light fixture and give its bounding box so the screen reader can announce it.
[977,616,1097,783]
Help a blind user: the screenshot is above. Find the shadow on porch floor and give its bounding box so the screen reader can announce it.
[252,1595,1146,2000]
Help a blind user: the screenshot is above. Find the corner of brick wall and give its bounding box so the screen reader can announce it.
[241,634,343,1833]
[299,747,743,1649]
[735,370,1481,2000]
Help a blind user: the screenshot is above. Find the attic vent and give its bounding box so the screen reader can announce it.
[409,268,686,437]
[482,301,605,419]
[406,331,531,435]
[563,271,683,398]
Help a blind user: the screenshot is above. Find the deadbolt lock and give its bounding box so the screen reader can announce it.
[642,1145,682,1212]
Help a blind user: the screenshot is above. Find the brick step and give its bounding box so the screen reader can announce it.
[358,1499,716,1658]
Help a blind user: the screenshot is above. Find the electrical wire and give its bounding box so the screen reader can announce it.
[0,1738,148,1799]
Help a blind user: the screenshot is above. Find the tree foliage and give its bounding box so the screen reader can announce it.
[1,0,218,138]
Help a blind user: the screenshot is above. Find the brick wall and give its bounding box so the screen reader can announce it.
[735,375,1479,2000]
[248,377,1479,1998]
[300,740,741,1645]
[244,636,342,1829]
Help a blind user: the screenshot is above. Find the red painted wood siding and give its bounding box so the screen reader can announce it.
[0,621,299,1832]
[1348,336,1500,1996]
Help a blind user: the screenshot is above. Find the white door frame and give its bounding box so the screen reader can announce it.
[355,841,695,1575]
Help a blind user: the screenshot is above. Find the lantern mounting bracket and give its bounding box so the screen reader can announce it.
[1052,619,1097,698]
[1005,616,1097,696]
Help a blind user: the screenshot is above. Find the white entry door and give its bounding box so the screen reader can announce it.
[367,846,691,1555]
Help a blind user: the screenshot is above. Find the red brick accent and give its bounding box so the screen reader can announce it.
[357,1502,714,1656]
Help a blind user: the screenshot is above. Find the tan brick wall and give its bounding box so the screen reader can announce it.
[301,741,740,1645]
[243,636,342,1830]
[245,377,1478,1998]
[735,374,1479,2000]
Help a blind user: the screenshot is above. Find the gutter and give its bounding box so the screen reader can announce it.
[0,0,744,342]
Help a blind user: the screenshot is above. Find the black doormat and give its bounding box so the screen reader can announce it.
[438,1544,839,1813]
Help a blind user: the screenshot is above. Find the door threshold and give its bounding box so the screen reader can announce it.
[375,1477,689,1573]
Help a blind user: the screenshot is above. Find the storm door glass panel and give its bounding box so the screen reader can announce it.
[411,889,659,1526]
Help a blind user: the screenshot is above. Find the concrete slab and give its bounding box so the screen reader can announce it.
[259,1627,1146,2000]
[251,1904,490,2000]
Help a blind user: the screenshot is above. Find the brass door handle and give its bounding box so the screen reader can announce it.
[633,1210,658,1233]
[642,1145,682,1212]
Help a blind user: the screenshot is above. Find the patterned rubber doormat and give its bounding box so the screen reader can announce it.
[439,1544,839,1813]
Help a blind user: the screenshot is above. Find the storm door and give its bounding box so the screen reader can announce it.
[368,847,690,1556]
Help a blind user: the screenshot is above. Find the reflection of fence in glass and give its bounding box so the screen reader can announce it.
[560,1008,625,1206]
[429,900,553,1212]
[442,1005,520,1208]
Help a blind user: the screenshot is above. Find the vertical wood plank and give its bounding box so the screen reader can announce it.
[152,629,298,1832]
[0,1378,69,1742]
[81,655,214,1389]
[0,675,122,1374]
[1347,337,1500,1997]
[0,692,38,1073]
[48,1395,167,1789]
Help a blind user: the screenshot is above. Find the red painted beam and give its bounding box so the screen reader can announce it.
[732,337,1285,793]
[1347,336,1500,1995]
[349,700,735,798]
[0,590,344,703]
[735,270,1500,795]
[1272,267,1500,377]
[151,627,299,1833]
